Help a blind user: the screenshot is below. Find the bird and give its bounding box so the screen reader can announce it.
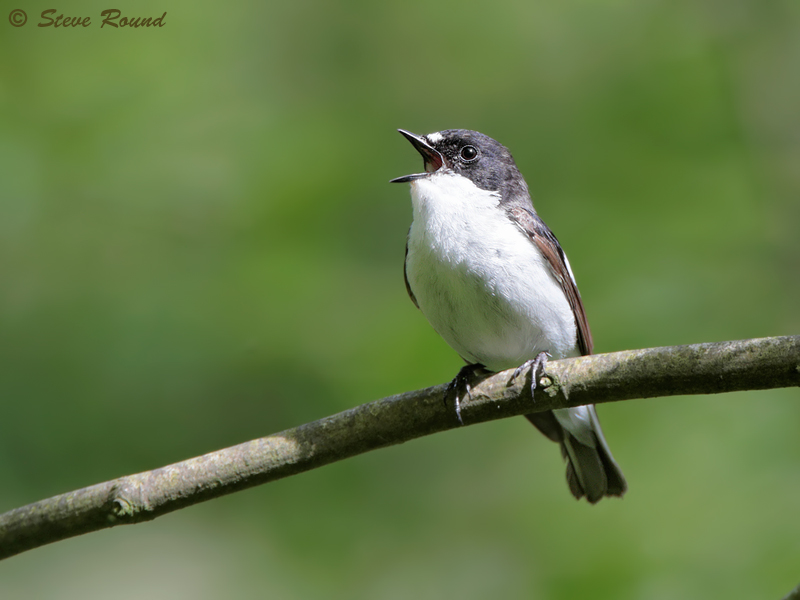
[390,128,626,503]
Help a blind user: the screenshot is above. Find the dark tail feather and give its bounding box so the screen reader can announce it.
[526,409,627,503]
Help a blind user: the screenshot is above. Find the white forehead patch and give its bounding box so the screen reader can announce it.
[426,132,443,144]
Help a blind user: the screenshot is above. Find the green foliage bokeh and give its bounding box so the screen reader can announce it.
[1,0,798,598]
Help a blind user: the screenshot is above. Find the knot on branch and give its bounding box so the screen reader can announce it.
[111,497,134,519]
[537,374,557,396]
[107,480,154,523]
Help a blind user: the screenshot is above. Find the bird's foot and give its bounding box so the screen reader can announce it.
[510,351,551,401]
[445,363,485,425]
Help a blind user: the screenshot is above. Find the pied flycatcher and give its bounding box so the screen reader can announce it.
[391,129,626,503]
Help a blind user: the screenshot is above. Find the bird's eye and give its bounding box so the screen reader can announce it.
[459,145,478,162]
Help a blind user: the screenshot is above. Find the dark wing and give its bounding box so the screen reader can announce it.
[509,207,626,503]
[507,206,593,356]
[403,229,419,308]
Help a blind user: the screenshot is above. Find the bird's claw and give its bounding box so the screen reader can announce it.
[444,364,483,425]
[510,351,551,401]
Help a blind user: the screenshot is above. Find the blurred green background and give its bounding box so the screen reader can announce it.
[1,0,798,598]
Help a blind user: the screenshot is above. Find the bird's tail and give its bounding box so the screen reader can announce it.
[526,405,627,503]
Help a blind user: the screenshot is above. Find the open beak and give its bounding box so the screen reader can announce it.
[390,129,446,183]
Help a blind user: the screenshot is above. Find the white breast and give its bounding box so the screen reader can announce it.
[405,172,578,371]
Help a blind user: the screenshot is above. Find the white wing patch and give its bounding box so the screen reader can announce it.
[562,253,578,287]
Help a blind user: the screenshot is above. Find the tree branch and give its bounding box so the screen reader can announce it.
[1,335,798,560]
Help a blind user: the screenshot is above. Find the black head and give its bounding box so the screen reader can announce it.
[390,129,530,203]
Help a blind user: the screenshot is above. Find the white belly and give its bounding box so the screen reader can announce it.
[405,172,578,371]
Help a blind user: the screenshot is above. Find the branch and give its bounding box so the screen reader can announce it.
[1,335,798,560]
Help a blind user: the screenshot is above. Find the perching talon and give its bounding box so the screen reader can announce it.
[510,351,551,400]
